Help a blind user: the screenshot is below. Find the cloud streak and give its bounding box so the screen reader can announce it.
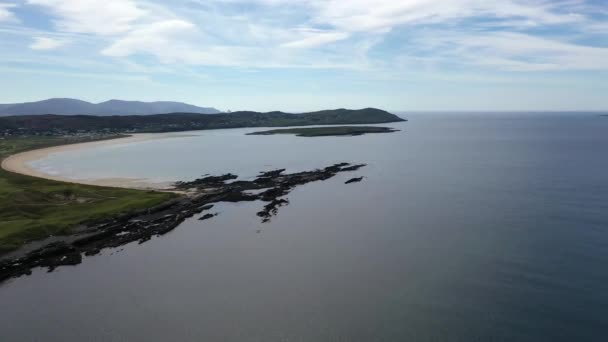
[0,3,17,22]
[29,36,66,50]
[4,0,608,73]
[102,20,196,58]
[27,0,145,35]
[282,30,350,48]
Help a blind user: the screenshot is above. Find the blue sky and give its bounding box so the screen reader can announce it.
[1,0,607,112]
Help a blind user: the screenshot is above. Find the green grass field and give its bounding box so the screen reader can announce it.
[0,136,176,253]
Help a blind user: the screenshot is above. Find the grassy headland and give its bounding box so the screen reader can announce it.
[248,126,399,137]
[0,136,175,254]
[0,108,405,136]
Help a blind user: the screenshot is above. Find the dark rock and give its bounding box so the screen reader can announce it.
[1,162,368,283]
[324,162,350,173]
[259,186,290,201]
[175,173,238,189]
[257,198,290,222]
[84,248,101,256]
[340,164,367,172]
[45,252,82,272]
[258,169,286,178]
[345,177,364,184]
[199,213,217,221]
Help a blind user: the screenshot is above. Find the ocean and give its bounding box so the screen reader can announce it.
[1,113,607,341]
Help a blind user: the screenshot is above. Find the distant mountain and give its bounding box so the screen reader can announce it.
[0,98,220,116]
[95,100,219,115]
[0,108,406,135]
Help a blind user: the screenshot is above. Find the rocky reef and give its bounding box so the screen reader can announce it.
[0,163,366,282]
[345,177,364,184]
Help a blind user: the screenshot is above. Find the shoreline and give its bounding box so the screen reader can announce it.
[1,133,186,190]
[1,162,367,281]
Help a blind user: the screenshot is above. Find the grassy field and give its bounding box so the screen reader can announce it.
[0,136,176,254]
[248,126,399,137]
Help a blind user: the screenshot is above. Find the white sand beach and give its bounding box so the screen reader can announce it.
[1,133,185,190]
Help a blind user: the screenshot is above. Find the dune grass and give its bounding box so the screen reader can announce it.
[0,136,176,253]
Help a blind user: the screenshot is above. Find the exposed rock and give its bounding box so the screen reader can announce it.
[345,177,364,184]
[258,169,286,178]
[257,198,290,223]
[199,213,217,221]
[175,173,238,188]
[339,164,366,172]
[0,162,367,282]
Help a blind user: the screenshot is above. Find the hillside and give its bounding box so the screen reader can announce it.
[0,98,220,116]
[0,108,406,135]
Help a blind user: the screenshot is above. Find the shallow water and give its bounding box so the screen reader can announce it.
[2,113,608,341]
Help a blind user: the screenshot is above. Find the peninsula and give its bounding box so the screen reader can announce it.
[0,108,405,137]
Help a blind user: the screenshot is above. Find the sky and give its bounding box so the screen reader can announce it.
[0,0,607,112]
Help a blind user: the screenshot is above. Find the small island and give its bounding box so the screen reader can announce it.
[247,126,399,137]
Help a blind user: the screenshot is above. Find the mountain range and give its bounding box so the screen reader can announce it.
[0,98,221,116]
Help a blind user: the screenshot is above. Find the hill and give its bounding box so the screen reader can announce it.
[0,108,406,136]
[0,98,220,116]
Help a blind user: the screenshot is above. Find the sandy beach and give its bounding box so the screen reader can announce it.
[1,133,186,190]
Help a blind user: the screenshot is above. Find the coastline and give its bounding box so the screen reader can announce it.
[1,133,183,190]
[1,162,367,280]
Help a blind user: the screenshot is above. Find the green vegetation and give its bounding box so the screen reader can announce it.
[0,108,405,136]
[248,126,399,137]
[0,137,175,253]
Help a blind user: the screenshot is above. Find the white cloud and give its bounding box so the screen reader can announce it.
[412,30,608,71]
[16,0,608,72]
[97,6,359,67]
[105,37,363,69]
[29,36,66,50]
[0,3,17,22]
[27,0,145,35]
[282,30,350,48]
[310,0,584,32]
[101,20,196,59]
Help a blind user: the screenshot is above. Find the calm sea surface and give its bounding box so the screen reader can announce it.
[1,113,608,341]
